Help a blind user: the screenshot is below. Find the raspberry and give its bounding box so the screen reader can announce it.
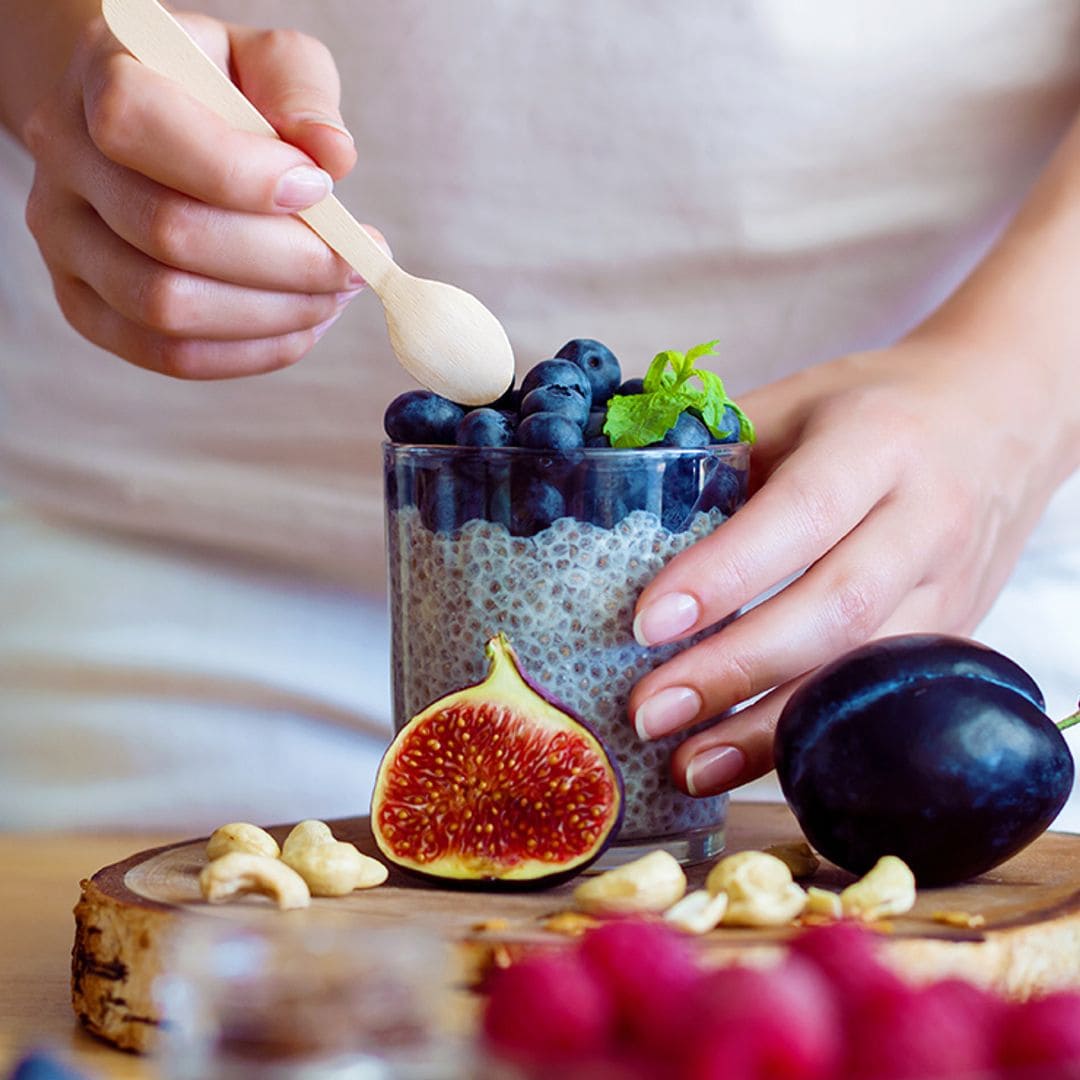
[844,978,995,1079]
[579,919,703,1055]
[997,991,1080,1076]
[788,922,905,1015]
[680,957,842,1080]
[481,949,615,1067]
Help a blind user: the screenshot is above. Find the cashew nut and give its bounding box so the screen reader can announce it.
[706,850,806,927]
[763,841,820,880]
[205,822,280,862]
[840,855,916,921]
[573,850,686,915]
[805,886,843,920]
[199,851,310,910]
[662,888,729,935]
[284,840,389,896]
[281,819,336,860]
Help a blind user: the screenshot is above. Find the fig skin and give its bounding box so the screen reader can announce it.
[371,633,624,889]
[774,634,1074,886]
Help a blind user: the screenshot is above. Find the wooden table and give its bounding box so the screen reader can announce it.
[0,830,174,1079]
[5,809,1079,1079]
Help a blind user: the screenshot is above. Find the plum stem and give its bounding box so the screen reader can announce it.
[1058,706,1080,733]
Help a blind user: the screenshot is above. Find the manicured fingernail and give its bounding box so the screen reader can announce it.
[275,165,333,209]
[335,287,365,306]
[686,746,746,797]
[290,113,355,143]
[312,309,344,343]
[633,592,700,646]
[634,686,702,740]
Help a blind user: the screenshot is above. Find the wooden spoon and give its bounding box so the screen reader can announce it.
[101,0,514,406]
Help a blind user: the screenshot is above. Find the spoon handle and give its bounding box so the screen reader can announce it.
[101,0,395,292]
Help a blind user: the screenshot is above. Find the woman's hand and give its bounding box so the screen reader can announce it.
[627,334,1069,797]
[20,10,373,378]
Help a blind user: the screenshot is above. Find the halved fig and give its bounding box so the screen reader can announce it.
[371,633,624,887]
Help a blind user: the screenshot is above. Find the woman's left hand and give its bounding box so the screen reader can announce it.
[627,333,1069,798]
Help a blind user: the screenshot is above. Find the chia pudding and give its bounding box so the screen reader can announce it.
[384,443,750,854]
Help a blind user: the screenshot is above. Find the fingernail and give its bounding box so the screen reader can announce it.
[633,592,700,646]
[686,745,746,797]
[335,287,365,306]
[634,686,702,741]
[290,113,355,143]
[275,165,333,209]
[312,309,344,343]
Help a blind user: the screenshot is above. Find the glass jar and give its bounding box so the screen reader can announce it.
[384,441,750,864]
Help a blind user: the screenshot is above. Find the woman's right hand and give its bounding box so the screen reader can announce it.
[21,11,374,378]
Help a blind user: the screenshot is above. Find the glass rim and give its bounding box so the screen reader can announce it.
[382,440,751,458]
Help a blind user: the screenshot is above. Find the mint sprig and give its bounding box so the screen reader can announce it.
[602,340,755,448]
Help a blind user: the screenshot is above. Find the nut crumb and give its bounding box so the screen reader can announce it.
[542,911,601,936]
[933,910,986,929]
[471,918,511,933]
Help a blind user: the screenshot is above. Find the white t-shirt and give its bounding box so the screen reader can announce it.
[1,0,1077,829]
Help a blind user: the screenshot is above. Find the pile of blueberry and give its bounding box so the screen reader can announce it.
[383,339,748,536]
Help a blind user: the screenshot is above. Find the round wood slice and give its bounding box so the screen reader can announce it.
[72,802,1080,1053]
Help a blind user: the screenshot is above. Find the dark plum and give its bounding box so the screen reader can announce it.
[516,412,585,451]
[555,338,622,406]
[456,408,515,447]
[519,359,592,406]
[520,384,590,428]
[384,390,464,444]
[774,634,1075,886]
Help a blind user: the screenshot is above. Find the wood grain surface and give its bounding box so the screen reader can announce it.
[72,802,1080,1054]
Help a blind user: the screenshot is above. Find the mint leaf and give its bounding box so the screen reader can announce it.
[602,339,756,448]
[603,389,696,448]
[643,350,679,393]
[685,340,720,367]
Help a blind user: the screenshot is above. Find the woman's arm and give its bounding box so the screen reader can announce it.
[632,106,1080,798]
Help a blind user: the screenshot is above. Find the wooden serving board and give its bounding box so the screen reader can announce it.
[72,802,1080,1053]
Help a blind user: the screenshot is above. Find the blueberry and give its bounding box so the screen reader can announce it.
[660,411,711,449]
[455,408,515,447]
[572,458,659,526]
[516,412,585,451]
[617,377,645,396]
[520,384,590,428]
[519,359,592,406]
[699,462,747,516]
[661,460,700,531]
[690,402,742,444]
[384,390,465,444]
[10,1053,90,1080]
[511,476,566,536]
[555,339,622,406]
[418,469,485,532]
[490,380,521,412]
[584,410,607,441]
